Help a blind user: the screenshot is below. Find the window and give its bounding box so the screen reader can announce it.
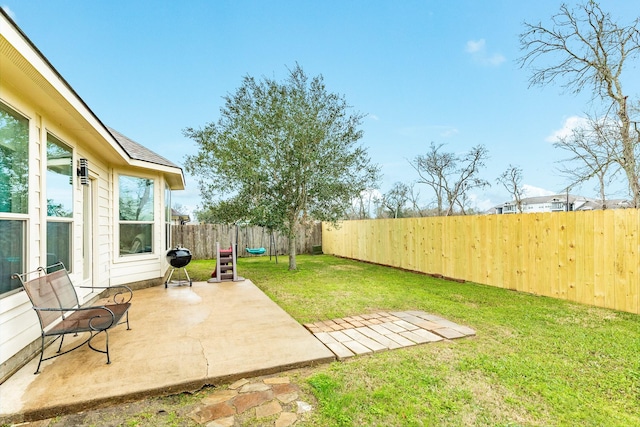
[119,175,154,256]
[46,134,73,269]
[503,203,517,214]
[551,200,565,211]
[0,102,28,296]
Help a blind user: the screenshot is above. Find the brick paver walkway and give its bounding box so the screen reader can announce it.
[304,310,475,359]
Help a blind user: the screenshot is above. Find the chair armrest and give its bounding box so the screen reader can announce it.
[34,307,67,312]
[78,284,133,304]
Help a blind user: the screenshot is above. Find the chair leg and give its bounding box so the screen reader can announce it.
[56,334,65,353]
[35,335,45,375]
[105,330,111,365]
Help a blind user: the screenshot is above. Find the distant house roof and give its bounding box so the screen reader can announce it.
[602,199,633,209]
[171,208,191,224]
[493,194,632,212]
[516,194,575,205]
[107,127,178,169]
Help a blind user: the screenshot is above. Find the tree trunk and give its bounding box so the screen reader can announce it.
[598,171,607,209]
[617,96,640,207]
[288,233,297,270]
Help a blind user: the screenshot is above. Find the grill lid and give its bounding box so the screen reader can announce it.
[166,246,192,268]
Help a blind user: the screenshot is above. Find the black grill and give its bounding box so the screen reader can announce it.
[165,246,192,287]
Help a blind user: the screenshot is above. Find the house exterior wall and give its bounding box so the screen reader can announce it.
[495,196,592,214]
[0,90,175,375]
[0,11,184,381]
[522,202,560,213]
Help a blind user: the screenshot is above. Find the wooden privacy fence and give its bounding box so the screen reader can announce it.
[322,209,640,315]
[172,223,322,260]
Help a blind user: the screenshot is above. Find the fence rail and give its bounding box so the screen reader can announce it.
[322,210,640,315]
[171,223,322,260]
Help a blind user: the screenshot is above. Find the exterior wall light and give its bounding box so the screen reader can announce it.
[77,158,89,185]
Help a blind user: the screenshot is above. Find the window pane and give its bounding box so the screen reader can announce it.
[120,223,152,255]
[46,134,73,218]
[47,221,71,269]
[0,220,25,296]
[0,103,29,214]
[119,176,154,221]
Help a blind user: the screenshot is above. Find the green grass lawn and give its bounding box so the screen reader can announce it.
[189,255,640,427]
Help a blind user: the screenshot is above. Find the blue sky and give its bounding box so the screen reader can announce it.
[3,1,639,215]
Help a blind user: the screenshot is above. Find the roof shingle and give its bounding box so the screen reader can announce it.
[107,126,179,169]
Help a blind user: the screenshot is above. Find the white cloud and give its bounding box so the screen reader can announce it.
[465,39,485,54]
[1,5,16,20]
[368,114,380,121]
[545,115,588,142]
[486,53,506,66]
[439,127,459,138]
[465,38,505,66]
[468,193,495,212]
[521,184,555,198]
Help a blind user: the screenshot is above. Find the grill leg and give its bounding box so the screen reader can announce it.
[183,268,192,286]
[165,268,175,288]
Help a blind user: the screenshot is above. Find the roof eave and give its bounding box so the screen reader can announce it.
[128,159,185,190]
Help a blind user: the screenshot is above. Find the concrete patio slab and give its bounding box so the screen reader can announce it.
[0,280,335,424]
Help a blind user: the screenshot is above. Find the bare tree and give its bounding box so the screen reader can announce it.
[410,143,490,216]
[380,182,410,218]
[409,143,454,216]
[407,183,428,217]
[496,165,524,213]
[447,145,491,215]
[554,115,621,208]
[519,1,640,207]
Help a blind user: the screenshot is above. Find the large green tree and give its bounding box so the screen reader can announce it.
[184,64,380,270]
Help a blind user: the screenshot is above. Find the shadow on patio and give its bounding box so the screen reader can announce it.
[0,279,335,424]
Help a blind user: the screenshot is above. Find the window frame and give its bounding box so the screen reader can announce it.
[0,100,30,298]
[45,133,74,218]
[45,133,74,271]
[0,218,27,298]
[117,174,156,258]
